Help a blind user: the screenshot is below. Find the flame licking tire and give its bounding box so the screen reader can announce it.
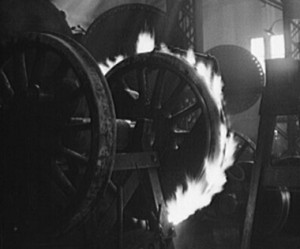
[100,32,238,225]
[165,49,238,225]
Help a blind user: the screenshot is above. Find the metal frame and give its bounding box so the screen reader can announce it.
[283,15,300,59]
[178,0,195,48]
[260,0,283,10]
[241,2,300,248]
[241,60,300,249]
[166,0,203,51]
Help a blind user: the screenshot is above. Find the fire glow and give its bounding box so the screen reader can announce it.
[163,48,237,225]
[98,55,125,76]
[136,32,155,53]
[133,32,237,225]
[100,32,238,225]
[167,123,237,225]
[98,31,155,75]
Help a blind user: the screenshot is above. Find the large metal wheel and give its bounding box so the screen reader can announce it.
[0,32,116,240]
[206,45,265,115]
[106,52,221,200]
[83,4,188,63]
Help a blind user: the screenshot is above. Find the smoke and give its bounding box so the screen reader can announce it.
[51,0,166,30]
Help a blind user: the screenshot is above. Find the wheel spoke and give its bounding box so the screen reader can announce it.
[170,132,188,150]
[233,141,249,164]
[29,47,46,85]
[51,163,77,196]
[46,180,70,208]
[151,69,166,109]
[65,117,92,131]
[232,132,256,164]
[57,85,84,104]
[136,67,149,105]
[162,80,187,117]
[52,58,69,82]
[121,77,139,101]
[170,102,201,123]
[68,86,84,102]
[60,146,89,164]
[13,52,28,93]
[0,70,14,99]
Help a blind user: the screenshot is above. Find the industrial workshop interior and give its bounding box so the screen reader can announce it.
[1,0,300,248]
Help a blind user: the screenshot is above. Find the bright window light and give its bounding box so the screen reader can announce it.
[250,37,265,71]
[270,34,285,58]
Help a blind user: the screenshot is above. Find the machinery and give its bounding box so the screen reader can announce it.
[0,30,223,248]
[1,1,300,249]
[0,4,225,243]
[82,4,188,62]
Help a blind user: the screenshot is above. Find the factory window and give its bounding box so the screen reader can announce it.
[250,35,285,69]
[250,37,265,70]
[270,34,285,58]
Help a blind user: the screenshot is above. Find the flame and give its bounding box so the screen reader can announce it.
[195,61,224,111]
[98,31,155,75]
[98,55,125,76]
[136,32,155,54]
[133,34,237,224]
[155,43,237,225]
[99,32,238,225]
[167,123,237,225]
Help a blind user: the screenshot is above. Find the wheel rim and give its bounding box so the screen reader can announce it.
[83,3,188,63]
[106,52,221,199]
[206,45,264,115]
[0,32,116,236]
